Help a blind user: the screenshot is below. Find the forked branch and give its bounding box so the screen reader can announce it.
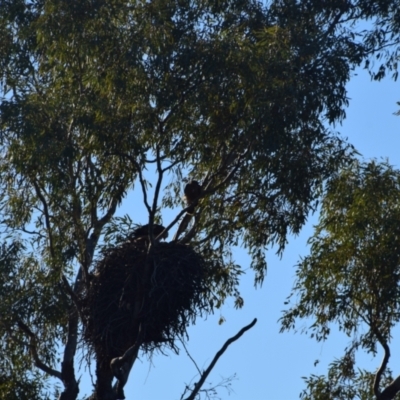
[182,318,257,400]
[372,327,400,400]
[17,320,62,381]
[110,323,147,399]
[374,329,391,398]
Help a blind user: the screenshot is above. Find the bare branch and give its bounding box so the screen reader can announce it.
[137,161,152,215]
[183,318,257,400]
[17,320,62,381]
[21,228,43,237]
[374,328,391,398]
[61,275,83,317]
[110,323,147,399]
[180,338,202,376]
[162,158,182,173]
[159,205,195,241]
[178,213,201,244]
[149,144,164,245]
[85,183,126,271]
[173,212,194,242]
[32,180,56,260]
[379,374,400,400]
[191,223,230,246]
[59,269,81,400]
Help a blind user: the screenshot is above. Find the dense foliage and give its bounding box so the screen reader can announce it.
[1,0,400,398]
[282,161,400,399]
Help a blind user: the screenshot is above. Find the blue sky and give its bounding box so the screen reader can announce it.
[77,67,400,399]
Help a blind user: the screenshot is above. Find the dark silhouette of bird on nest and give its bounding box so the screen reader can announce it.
[131,224,168,241]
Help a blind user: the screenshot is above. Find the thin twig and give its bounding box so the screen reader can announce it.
[180,338,202,376]
[183,318,257,400]
[162,159,182,173]
[202,146,250,198]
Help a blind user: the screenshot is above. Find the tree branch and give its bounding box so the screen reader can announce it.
[172,167,232,244]
[201,146,250,200]
[110,323,147,399]
[17,320,62,381]
[320,10,346,42]
[373,328,391,398]
[136,160,152,215]
[59,269,81,400]
[148,143,164,246]
[61,275,83,318]
[379,374,400,400]
[183,318,257,400]
[178,213,201,244]
[163,204,196,242]
[180,337,202,376]
[32,180,56,260]
[161,158,181,173]
[173,212,194,242]
[84,183,125,275]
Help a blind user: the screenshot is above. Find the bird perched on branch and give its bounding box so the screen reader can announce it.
[173,180,202,242]
[184,180,202,214]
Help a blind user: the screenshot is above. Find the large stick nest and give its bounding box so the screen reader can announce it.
[82,238,210,364]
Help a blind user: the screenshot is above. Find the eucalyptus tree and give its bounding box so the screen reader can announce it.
[282,161,400,400]
[0,0,398,399]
